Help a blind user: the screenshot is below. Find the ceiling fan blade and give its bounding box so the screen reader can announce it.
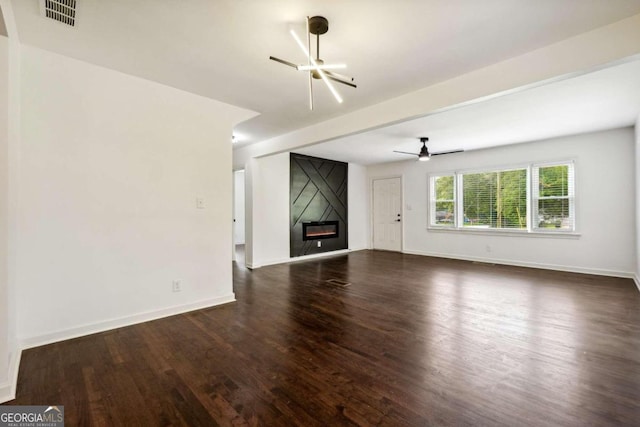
[393,150,419,156]
[430,149,464,156]
[325,71,354,82]
[269,56,298,69]
[327,75,357,88]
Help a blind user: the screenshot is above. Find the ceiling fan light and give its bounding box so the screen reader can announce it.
[290,29,343,104]
[418,154,430,161]
[297,64,347,71]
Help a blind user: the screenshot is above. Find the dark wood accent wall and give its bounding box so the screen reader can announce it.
[290,153,348,257]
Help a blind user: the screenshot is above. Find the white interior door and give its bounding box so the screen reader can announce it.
[373,177,402,252]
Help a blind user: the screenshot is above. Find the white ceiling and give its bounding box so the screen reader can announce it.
[295,58,640,165]
[10,0,640,148]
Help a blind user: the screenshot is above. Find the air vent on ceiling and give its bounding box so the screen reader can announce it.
[40,0,77,27]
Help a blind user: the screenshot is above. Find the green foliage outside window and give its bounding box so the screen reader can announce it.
[462,169,527,229]
[536,165,571,229]
[430,162,573,232]
[433,175,454,225]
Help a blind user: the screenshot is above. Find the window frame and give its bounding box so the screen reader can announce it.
[456,166,529,231]
[428,161,576,235]
[531,161,575,232]
[430,174,456,228]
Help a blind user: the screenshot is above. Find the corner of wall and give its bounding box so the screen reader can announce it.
[347,163,371,251]
[0,0,21,404]
[246,153,290,267]
[635,113,640,289]
[243,158,257,269]
[0,386,11,403]
[0,345,20,403]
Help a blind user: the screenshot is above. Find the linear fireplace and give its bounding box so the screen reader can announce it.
[302,221,339,241]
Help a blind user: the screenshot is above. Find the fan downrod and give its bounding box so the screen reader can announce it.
[309,16,329,80]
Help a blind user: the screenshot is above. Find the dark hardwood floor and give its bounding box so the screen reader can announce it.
[6,250,640,426]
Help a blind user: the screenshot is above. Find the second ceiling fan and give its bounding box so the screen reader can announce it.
[394,137,464,161]
[270,16,356,110]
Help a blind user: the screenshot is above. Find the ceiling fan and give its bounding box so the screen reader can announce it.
[394,137,464,161]
[269,16,356,110]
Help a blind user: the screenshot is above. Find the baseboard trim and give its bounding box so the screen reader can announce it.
[634,275,640,293]
[19,294,236,350]
[402,249,635,279]
[287,249,350,264]
[251,248,358,269]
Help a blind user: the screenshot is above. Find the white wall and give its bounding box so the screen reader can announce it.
[247,153,290,267]
[244,158,256,268]
[233,170,245,245]
[635,116,640,288]
[16,45,255,345]
[368,127,636,277]
[348,163,370,251]
[1,2,20,400]
[0,35,8,396]
[245,153,370,268]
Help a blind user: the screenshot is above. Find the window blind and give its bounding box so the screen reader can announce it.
[532,163,575,231]
[462,169,527,229]
[431,175,455,226]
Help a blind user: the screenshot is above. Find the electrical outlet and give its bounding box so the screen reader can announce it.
[317,241,322,248]
[196,197,205,209]
[172,280,182,292]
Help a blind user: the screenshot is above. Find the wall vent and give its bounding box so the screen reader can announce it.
[40,0,77,27]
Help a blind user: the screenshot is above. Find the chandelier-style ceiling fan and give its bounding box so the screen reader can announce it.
[270,16,356,110]
[394,137,464,161]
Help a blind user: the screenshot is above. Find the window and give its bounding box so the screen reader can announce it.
[429,162,574,233]
[461,169,527,229]
[431,175,455,226]
[532,163,575,231]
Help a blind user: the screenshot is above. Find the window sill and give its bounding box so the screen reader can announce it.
[427,226,581,239]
